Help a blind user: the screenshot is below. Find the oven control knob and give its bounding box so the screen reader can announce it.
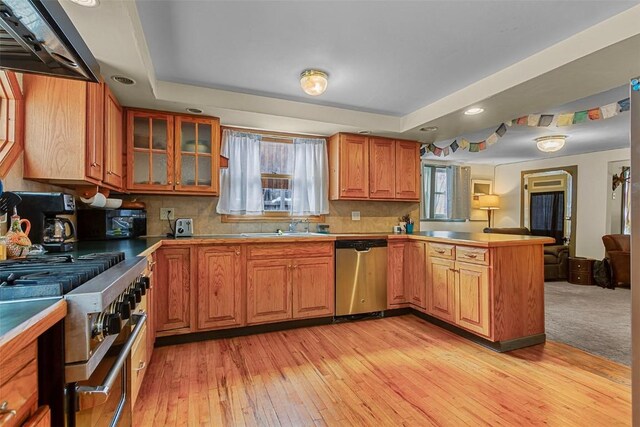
[132,288,142,303]
[135,279,146,296]
[127,293,137,309]
[118,301,131,320]
[141,277,150,290]
[103,313,122,336]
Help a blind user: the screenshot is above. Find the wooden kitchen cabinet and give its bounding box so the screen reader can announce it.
[369,137,395,199]
[23,74,125,191]
[155,247,192,335]
[404,241,426,309]
[455,261,490,337]
[103,85,124,189]
[130,323,148,407]
[387,241,408,307]
[197,245,244,330]
[395,140,421,200]
[126,109,220,195]
[292,257,334,319]
[329,133,420,201]
[329,133,369,199]
[246,259,292,325]
[427,256,456,322]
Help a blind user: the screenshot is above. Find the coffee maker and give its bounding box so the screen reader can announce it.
[14,192,76,252]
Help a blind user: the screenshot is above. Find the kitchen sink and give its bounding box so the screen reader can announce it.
[240,232,327,238]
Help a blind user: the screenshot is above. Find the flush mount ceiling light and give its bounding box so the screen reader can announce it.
[420,126,438,132]
[300,69,328,96]
[357,130,371,135]
[186,107,203,114]
[111,75,135,85]
[68,0,99,6]
[535,135,567,153]
[464,107,484,115]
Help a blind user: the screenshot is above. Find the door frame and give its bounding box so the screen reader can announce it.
[520,165,577,257]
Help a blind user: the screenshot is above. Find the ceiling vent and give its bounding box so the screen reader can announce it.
[186,107,203,114]
[111,75,135,85]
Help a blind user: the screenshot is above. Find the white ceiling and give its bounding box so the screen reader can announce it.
[424,84,631,164]
[135,0,637,116]
[59,0,640,165]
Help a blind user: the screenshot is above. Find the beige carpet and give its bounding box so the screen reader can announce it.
[544,281,631,365]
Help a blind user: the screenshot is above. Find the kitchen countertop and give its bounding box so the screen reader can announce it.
[0,298,66,357]
[388,231,555,247]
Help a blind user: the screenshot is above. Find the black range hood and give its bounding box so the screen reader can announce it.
[0,0,99,82]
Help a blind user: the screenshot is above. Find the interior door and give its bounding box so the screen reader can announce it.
[530,191,565,244]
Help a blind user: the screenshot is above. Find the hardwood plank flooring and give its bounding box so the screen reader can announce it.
[134,315,631,426]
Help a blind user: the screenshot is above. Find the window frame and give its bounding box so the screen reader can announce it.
[422,164,449,220]
[220,126,326,223]
[0,71,24,178]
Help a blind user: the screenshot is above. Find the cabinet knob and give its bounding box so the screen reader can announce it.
[235,250,240,256]
[176,181,180,185]
[135,361,146,372]
[0,401,16,420]
[91,162,98,167]
[106,170,112,175]
[288,265,292,269]
[293,265,298,269]
[168,181,173,185]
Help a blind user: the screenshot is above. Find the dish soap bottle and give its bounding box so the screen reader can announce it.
[5,208,31,258]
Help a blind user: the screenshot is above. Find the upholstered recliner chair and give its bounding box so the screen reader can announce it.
[602,234,631,287]
[483,227,570,281]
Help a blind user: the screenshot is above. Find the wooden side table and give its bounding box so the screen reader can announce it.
[568,257,595,285]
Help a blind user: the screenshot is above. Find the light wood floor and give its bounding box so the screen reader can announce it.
[134,315,631,426]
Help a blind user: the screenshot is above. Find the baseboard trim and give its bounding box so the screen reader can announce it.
[155,309,545,352]
[410,310,546,352]
[155,316,334,347]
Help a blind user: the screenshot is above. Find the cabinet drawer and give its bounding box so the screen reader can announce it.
[427,243,455,259]
[131,323,148,407]
[0,358,38,427]
[248,243,333,259]
[456,246,489,265]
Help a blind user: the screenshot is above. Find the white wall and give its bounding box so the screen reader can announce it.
[420,162,495,233]
[606,159,630,234]
[493,148,630,259]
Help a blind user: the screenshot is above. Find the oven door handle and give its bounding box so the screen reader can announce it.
[75,313,147,411]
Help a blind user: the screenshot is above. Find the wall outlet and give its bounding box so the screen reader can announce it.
[160,208,175,220]
[351,211,361,221]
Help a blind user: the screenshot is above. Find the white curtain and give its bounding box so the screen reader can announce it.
[291,138,329,215]
[446,165,471,220]
[216,130,264,215]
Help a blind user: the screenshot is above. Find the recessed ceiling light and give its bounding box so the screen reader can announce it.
[358,130,371,134]
[535,135,567,153]
[420,126,438,132]
[300,69,328,96]
[68,0,99,6]
[464,107,484,116]
[111,75,135,85]
[186,107,203,114]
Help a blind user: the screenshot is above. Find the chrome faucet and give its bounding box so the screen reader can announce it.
[288,220,301,232]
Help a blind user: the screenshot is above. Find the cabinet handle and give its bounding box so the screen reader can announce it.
[91,162,98,167]
[449,268,459,273]
[464,253,478,259]
[148,261,156,271]
[106,170,112,175]
[0,401,16,420]
[288,265,292,269]
[293,265,298,269]
[135,361,146,372]
[435,249,445,254]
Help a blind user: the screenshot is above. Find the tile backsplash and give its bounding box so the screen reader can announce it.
[128,195,420,236]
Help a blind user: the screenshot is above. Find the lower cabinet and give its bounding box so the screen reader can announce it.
[155,247,192,334]
[387,241,407,307]
[246,259,292,325]
[427,257,456,322]
[197,246,244,330]
[404,241,426,309]
[292,257,334,319]
[130,323,148,407]
[455,262,490,337]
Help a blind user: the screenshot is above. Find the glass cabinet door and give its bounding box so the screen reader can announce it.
[175,116,219,194]
[127,111,174,191]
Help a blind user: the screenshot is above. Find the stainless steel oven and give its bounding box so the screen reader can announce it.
[66,314,146,427]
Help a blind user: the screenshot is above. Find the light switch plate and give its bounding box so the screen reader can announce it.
[351,211,361,221]
[160,208,175,220]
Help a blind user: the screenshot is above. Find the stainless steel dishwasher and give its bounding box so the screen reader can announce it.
[335,239,388,316]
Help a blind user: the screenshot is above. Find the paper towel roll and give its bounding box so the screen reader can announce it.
[80,193,107,208]
[104,198,123,209]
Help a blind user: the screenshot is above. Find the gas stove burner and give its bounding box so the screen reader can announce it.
[0,252,126,301]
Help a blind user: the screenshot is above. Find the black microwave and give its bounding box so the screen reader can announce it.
[77,209,147,240]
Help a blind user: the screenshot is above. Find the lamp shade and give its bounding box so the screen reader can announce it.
[478,194,500,210]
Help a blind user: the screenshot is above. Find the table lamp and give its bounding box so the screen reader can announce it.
[478,194,500,228]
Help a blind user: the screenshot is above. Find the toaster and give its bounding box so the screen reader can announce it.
[174,218,194,237]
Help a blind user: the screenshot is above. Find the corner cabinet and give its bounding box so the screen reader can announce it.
[329,133,420,201]
[126,109,220,195]
[23,74,125,191]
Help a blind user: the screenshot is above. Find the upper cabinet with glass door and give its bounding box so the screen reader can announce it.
[126,109,220,195]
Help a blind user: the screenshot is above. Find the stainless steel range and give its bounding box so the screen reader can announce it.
[0,252,148,426]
